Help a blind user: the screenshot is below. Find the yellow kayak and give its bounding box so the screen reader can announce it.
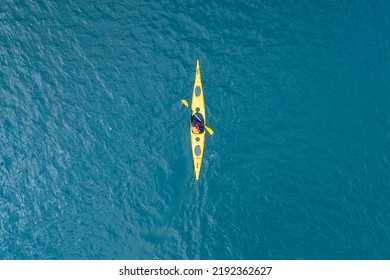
[190,60,206,180]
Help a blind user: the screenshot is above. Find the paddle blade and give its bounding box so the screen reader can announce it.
[205,125,214,135]
[181,100,189,107]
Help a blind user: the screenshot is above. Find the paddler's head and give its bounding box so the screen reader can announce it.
[191,121,201,133]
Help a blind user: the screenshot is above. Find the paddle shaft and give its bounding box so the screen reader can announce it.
[193,112,202,123]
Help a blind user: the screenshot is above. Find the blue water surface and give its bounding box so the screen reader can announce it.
[1,0,390,259]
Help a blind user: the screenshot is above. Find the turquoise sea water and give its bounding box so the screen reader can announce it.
[1,0,390,259]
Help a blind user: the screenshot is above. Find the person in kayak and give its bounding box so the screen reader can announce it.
[191,120,203,134]
[191,113,205,134]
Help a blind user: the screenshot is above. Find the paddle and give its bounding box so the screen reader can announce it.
[181,99,214,135]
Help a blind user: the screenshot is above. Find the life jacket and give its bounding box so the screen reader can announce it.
[191,113,205,133]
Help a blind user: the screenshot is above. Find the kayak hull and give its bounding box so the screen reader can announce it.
[191,60,206,180]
